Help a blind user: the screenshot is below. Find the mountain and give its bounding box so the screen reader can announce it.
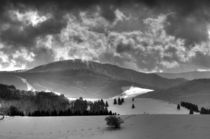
[138,79,210,107]
[0,59,185,98]
[157,71,210,80]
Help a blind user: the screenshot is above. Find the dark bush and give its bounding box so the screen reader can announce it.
[105,115,124,129]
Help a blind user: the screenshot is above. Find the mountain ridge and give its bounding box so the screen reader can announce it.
[0,59,185,98]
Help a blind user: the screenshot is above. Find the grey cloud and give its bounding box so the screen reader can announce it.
[0,13,67,47]
[165,12,209,45]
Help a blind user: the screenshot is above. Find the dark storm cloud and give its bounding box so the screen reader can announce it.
[1,0,209,16]
[165,15,209,46]
[0,0,210,46]
[0,0,210,71]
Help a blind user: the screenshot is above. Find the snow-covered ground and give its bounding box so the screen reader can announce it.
[120,86,153,98]
[107,98,189,115]
[0,115,209,139]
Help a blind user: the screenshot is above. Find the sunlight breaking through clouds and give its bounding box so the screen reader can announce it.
[11,10,50,27]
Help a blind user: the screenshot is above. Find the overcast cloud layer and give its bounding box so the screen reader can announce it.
[0,0,210,72]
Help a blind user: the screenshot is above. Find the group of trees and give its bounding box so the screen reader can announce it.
[7,106,24,116]
[200,107,210,114]
[178,101,210,115]
[0,83,117,116]
[113,98,124,105]
[113,97,135,109]
[180,101,199,113]
[6,98,115,116]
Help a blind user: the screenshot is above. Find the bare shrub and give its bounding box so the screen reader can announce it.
[105,115,124,129]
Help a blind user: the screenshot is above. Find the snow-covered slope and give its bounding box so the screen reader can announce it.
[16,76,35,91]
[107,98,189,115]
[119,86,153,98]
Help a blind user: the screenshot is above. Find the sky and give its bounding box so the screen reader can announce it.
[1,0,210,72]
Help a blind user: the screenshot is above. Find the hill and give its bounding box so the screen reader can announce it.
[158,71,210,80]
[138,79,210,107]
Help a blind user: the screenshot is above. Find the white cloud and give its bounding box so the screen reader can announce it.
[0,43,35,71]
[10,10,51,27]
[112,9,130,26]
[12,48,35,62]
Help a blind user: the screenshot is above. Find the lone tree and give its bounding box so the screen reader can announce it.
[132,98,135,102]
[177,104,180,110]
[132,104,135,109]
[105,115,124,129]
[113,99,117,105]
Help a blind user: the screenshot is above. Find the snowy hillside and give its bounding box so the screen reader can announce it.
[107,98,189,115]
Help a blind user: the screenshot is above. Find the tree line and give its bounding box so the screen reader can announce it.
[180,101,199,113]
[0,84,117,116]
[178,101,210,115]
[6,97,115,116]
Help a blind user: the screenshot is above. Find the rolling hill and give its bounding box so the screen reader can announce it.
[138,79,210,107]
[158,71,210,80]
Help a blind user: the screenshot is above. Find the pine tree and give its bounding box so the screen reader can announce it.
[177,104,180,110]
[132,104,135,109]
[114,99,116,105]
[121,98,124,104]
[132,98,135,102]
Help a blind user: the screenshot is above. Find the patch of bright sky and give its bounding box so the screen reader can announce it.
[13,10,50,26]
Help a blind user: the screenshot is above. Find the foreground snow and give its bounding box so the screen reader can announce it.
[0,115,209,139]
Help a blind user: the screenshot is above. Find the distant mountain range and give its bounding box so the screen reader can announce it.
[0,59,185,98]
[158,71,210,80]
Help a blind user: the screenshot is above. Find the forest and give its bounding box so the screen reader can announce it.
[0,84,114,116]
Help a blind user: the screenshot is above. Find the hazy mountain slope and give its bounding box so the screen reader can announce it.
[158,71,210,80]
[0,72,27,90]
[138,79,210,106]
[17,70,146,98]
[0,60,185,98]
[28,59,185,89]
